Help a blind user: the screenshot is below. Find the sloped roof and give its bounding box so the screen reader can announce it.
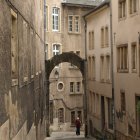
[83,0,110,17]
[61,0,103,7]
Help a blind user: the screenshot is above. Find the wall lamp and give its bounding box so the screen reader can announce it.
[49,70,59,83]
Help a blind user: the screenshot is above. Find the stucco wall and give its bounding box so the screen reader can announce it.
[85,4,111,133]
[0,0,45,139]
[112,0,140,136]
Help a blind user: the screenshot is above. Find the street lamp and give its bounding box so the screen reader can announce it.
[54,70,59,80]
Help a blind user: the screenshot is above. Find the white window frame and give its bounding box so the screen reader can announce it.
[52,7,59,31]
[52,44,60,56]
[68,15,80,33]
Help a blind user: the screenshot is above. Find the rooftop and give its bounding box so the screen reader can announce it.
[61,0,103,7]
[83,0,110,17]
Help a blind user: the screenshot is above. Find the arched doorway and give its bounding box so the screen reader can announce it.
[45,52,87,136]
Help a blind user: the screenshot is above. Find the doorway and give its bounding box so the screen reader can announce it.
[101,96,105,131]
[136,96,140,137]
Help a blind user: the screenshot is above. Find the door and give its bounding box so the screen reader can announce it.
[101,96,105,131]
[136,96,140,137]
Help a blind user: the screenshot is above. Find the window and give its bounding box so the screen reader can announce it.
[131,43,137,71]
[58,108,64,123]
[68,15,80,33]
[71,111,75,125]
[50,101,53,124]
[58,82,64,91]
[23,20,28,79]
[75,16,79,32]
[44,5,48,31]
[30,29,34,77]
[117,45,128,72]
[89,31,94,50]
[92,56,96,80]
[100,56,105,81]
[129,0,137,14]
[53,44,60,56]
[89,32,91,50]
[108,98,113,130]
[106,55,110,81]
[93,93,96,114]
[70,82,74,93]
[44,44,48,60]
[88,57,91,79]
[119,0,126,19]
[120,91,126,112]
[11,9,18,79]
[68,16,73,32]
[76,82,80,92]
[91,31,94,49]
[105,26,109,47]
[101,28,104,48]
[52,7,60,31]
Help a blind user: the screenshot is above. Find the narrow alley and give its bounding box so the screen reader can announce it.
[45,131,96,140]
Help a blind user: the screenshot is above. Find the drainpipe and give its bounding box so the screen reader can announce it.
[83,17,88,138]
[109,1,116,140]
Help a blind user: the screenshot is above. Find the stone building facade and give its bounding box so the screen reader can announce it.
[0,0,45,140]
[112,0,140,139]
[44,0,102,131]
[85,0,140,139]
[84,0,113,138]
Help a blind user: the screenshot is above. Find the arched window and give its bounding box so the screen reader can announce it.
[58,108,64,123]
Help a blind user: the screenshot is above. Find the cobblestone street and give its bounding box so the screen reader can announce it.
[44,131,96,140]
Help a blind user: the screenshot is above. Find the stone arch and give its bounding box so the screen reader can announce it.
[45,52,85,79]
[45,52,85,136]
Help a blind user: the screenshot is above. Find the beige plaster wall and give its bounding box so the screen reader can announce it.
[112,0,140,136]
[86,5,111,131]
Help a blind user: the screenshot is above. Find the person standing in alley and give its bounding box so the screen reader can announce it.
[75,117,81,135]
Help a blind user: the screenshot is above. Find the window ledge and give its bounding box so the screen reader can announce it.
[106,79,111,83]
[23,77,28,82]
[69,92,83,95]
[68,32,80,35]
[118,17,127,21]
[117,69,129,73]
[31,75,34,79]
[129,12,138,17]
[12,79,18,86]
[132,69,137,73]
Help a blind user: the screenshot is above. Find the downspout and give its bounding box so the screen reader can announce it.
[83,16,88,138]
[109,1,116,140]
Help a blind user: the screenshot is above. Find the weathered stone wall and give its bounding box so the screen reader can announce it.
[0,0,45,139]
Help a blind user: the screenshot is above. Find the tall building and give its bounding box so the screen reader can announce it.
[112,0,140,139]
[85,0,140,139]
[44,0,102,131]
[84,0,113,138]
[0,0,45,140]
